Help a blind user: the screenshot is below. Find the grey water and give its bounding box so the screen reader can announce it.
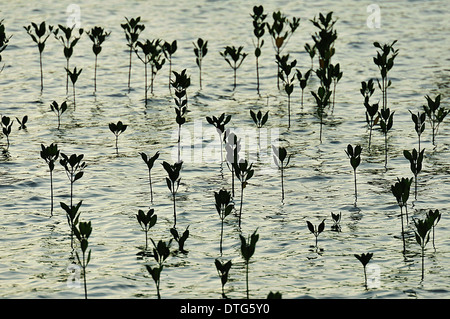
[0,0,449,299]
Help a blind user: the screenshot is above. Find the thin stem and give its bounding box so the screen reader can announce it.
[73,84,76,109]
[245,261,249,299]
[421,245,425,280]
[50,170,54,216]
[287,94,291,129]
[82,253,87,299]
[233,67,237,90]
[281,166,285,201]
[400,206,405,254]
[256,56,260,95]
[94,54,98,93]
[172,192,177,228]
[144,62,148,106]
[39,52,43,92]
[363,266,368,289]
[354,169,357,203]
[66,58,69,95]
[128,47,132,93]
[148,169,153,204]
[220,217,224,255]
[239,183,244,228]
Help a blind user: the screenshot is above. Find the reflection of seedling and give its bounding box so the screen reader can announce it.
[272,145,291,201]
[426,209,441,250]
[136,208,157,251]
[220,45,248,90]
[345,144,362,203]
[409,110,426,152]
[121,17,145,93]
[87,26,111,93]
[170,225,189,253]
[331,212,341,232]
[250,5,267,95]
[24,21,54,91]
[60,152,87,207]
[276,54,297,128]
[233,160,254,228]
[162,161,183,228]
[240,229,259,299]
[74,220,92,299]
[215,258,232,298]
[50,101,67,130]
[108,121,127,154]
[146,238,172,299]
[403,148,424,200]
[214,189,234,254]
[65,67,82,108]
[354,252,373,289]
[307,219,325,248]
[193,38,208,89]
[296,69,311,108]
[423,94,448,146]
[40,143,60,215]
[206,113,231,163]
[162,40,177,92]
[16,116,28,130]
[391,177,413,253]
[413,217,432,280]
[61,200,82,249]
[140,151,160,204]
[1,116,13,151]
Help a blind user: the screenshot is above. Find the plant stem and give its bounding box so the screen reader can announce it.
[245,261,249,299]
[233,68,237,90]
[94,54,98,93]
[220,218,224,255]
[73,84,76,109]
[287,94,291,129]
[148,169,153,204]
[400,206,405,254]
[173,192,177,228]
[363,265,368,289]
[421,245,425,280]
[50,170,54,216]
[354,169,357,203]
[281,166,285,201]
[144,62,148,106]
[82,253,87,299]
[256,55,260,95]
[39,52,43,92]
[66,58,69,95]
[128,47,133,93]
[239,183,244,228]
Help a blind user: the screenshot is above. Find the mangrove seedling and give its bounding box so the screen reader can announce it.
[24,21,54,92]
[364,99,379,151]
[250,109,269,129]
[426,209,441,250]
[220,45,248,90]
[391,177,413,253]
[360,79,375,101]
[311,86,332,143]
[136,208,157,251]
[214,189,234,254]
[240,229,259,299]
[162,40,177,92]
[330,63,343,109]
[413,217,432,281]
[74,220,92,299]
[423,94,448,146]
[354,252,373,289]
[50,100,68,129]
[296,69,311,108]
[345,144,362,203]
[53,24,83,94]
[65,66,82,108]
[60,152,87,207]
[121,17,145,93]
[109,121,127,154]
[193,38,208,89]
[379,107,394,168]
[135,39,165,105]
[214,258,232,298]
[140,151,160,203]
[206,113,232,163]
[373,40,398,111]
[403,148,425,200]
[267,291,282,299]
[267,11,300,89]
[306,219,325,248]
[276,54,297,128]
[409,110,426,152]
[331,212,342,232]
[16,115,28,130]
[250,5,267,95]
[304,42,316,70]
[170,225,189,253]
[272,145,291,201]
[224,132,241,197]
[146,238,172,299]
[0,20,12,74]
[40,143,60,215]
[162,161,183,228]
[61,200,82,249]
[233,160,254,228]
[87,26,111,93]
[1,116,13,151]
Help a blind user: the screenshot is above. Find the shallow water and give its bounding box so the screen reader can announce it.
[0,0,449,299]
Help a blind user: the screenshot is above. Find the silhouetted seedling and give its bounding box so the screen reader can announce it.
[296,69,311,108]
[345,144,362,203]
[0,20,12,74]
[311,86,332,143]
[276,54,297,128]
[409,110,426,152]
[193,38,208,89]
[331,212,341,232]
[233,160,254,228]
[136,208,157,251]
[50,100,67,129]
[74,220,92,299]
[304,42,316,70]
[65,66,82,108]
[330,63,343,109]
[373,40,398,111]
[61,200,82,249]
[250,5,267,95]
[54,24,83,94]
[307,219,325,248]
[403,148,424,200]
[162,40,177,92]
[224,132,241,197]
[214,258,232,298]
[240,229,259,299]
[379,107,394,168]
[162,161,182,228]
[121,17,145,93]
[423,94,448,146]
[354,252,373,289]
[250,109,269,129]
[109,120,127,154]
[220,45,248,90]
[16,116,28,130]
[170,225,189,253]
[413,217,432,281]
[391,177,413,253]
[60,152,86,207]
[362,93,379,151]
[214,189,234,254]
[267,291,282,299]
[273,145,291,201]
[24,22,54,91]
[140,151,160,203]
[206,113,231,163]
[87,26,111,93]
[1,116,13,151]
[40,143,60,215]
[426,209,441,250]
[146,238,172,299]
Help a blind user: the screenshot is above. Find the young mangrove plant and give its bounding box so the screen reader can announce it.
[306,219,325,248]
[423,94,448,146]
[162,40,177,93]
[108,120,127,154]
[330,63,343,109]
[361,80,378,151]
[136,208,157,251]
[214,189,234,255]
[413,217,432,281]
[121,17,145,93]
[87,26,111,93]
[379,107,394,168]
[0,20,12,74]
[354,252,373,289]
[250,5,267,95]
[220,45,248,90]
[391,177,413,253]
[74,220,92,299]
[296,69,311,108]
[403,148,425,200]
[250,109,269,129]
[311,86,332,143]
[170,225,189,253]
[53,24,83,94]
[193,38,208,89]
[233,160,254,228]
[267,11,300,89]
[272,145,291,201]
[60,152,87,207]
[426,209,441,250]
[304,42,316,70]
[24,21,54,92]
[240,229,259,299]
[135,39,165,106]
[276,54,297,128]
[140,151,160,204]
[373,40,398,111]
[16,116,28,130]
[162,161,182,228]
[206,113,232,163]
[1,116,13,151]
[50,100,68,129]
[61,200,82,249]
[331,212,342,232]
[409,110,426,152]
[65,66,82,108]
[146,238,172,299]
[214,258,232,298]
[345,144,362,203]
[224,132,241,197]
[40,143,60,216]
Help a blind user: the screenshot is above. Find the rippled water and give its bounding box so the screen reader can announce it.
[0,0,449,299]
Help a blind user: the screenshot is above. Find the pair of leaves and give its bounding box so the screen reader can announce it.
[170,226,189,252]
[240,229,259,262]
[391,177,413,207]
[121,17,145,46]
[171,69,191,91]
[221,46,248,69]
[272,145,291,168]
[354,252,373,267]
[307,219,325,236]
[40,143,60,171]
[140,151,159,170]
[250,110,269,128]
[87,26,111,56]
[60,152,86,182]
[109,121,127,136]
[214,189,234,218]
[150,238,172,265]
[24,22,54,53]
[61,200,82,227]
[413,218,432,247]
[163,40,177,58]
[403,148,425,175]
[296,69,311,90]
[1,116,13,136]
[233,160,254,184]
[50,101,68,115]
[379,108,394,133]
[311,86,332,109]
[206,113,231,134]
[162,161,182,193]
[194,38,208,62]
[360,79,375,98]
[409,111,426,135]
[74,221,92,255]
[345,144,362,170]
[65,67,82,84]
[215,258,232,287]
[136,209,157,231]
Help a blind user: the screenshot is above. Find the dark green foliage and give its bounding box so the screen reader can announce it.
[121,17,145,92]
[306,219,325,248]
[240,229,259,299]
[87,26,111,92]
[250,109,269,129]
[373,40,398,111]
[331,212,341,232]
[233,160,254,228]
[146,238,172,299]
[304,42,316,70]
[224,133,241,197]
[140,151,160,203]
[296,69,311,108]
[60,152,87,207]
[215,258,232,298]
[413,217,432,280]
[1,116,13,151]
[330,63,343,109]
[391,177,413,253]
[273,145,291,201]
[61,200,82,249]
[354,252,373,289]
[136,208,157,251]
[65,66,82,107]
[251,5,267,95]
[361,80,379,150]
[170,225,189,253]
[172,69,191,163]
[206,113,231,163]
[345,144,362,202]
[409,110,426,151]
[423,94,448,146]
[220,45,248,90]
[403,148,425,200]
[16,115,28,130]
[311,86,332,143]
[162,161,183,228]
[74,220,92,299]
[276,54,297,128]
[426,209,441,250]
[109,121,127,154]
[40,143,60,215]
[50,100,68,129]
[193,38,208,89]
[311,12,337,70]
[162,40,177,92]
[214,189,234,254]
[267,291,282,299]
